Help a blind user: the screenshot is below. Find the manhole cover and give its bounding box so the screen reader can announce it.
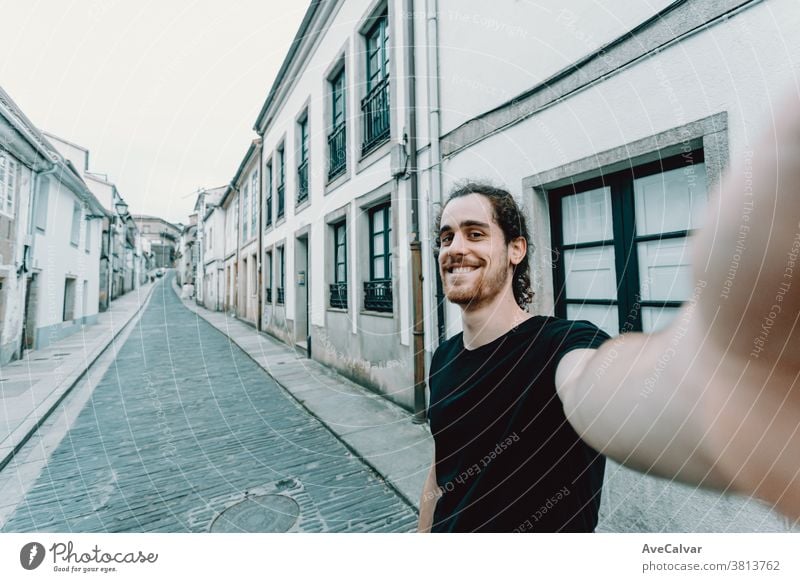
[209,494,300,533]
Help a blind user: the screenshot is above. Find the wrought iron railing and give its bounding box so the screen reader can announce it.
[277,287,285,305]
[277,184,285,218]
[361,77,390,155]
[297,160,309,204]
[329,282,347,309]
[327,122,347,180]
[364,279,392,312]
[265,288,272,303]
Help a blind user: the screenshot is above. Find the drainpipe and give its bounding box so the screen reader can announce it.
[405,0,427,424]
[257,147,263,332]
[426,0,446,343]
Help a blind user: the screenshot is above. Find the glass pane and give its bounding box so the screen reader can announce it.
[637,237,693,302]
[567,303,619,337]
[373,257,385,279]
[561,186,613,245]
[564,247,617,300]
[634,163,707,235]
[373,232,384,256]
[372,208,385,234]
[641,306,681,333]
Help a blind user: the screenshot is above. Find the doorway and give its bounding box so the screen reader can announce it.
[294,235,309,353]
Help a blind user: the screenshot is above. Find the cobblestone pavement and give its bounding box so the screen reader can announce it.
[1,278,418,532]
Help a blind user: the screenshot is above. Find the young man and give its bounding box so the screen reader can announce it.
[418,97,800,532]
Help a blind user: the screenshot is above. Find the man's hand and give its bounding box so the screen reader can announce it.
[557,92,800,520]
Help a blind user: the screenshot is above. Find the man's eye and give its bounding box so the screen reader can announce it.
[469,231,483,238]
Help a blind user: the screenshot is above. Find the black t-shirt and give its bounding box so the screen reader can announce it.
[428,316,610,532]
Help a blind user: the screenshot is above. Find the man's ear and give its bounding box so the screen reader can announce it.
[508,236,527,266]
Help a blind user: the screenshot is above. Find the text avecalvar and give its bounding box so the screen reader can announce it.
[642,544,702,554]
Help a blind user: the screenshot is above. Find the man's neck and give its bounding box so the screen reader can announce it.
[460,292,532,350]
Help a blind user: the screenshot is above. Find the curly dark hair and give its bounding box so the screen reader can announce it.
[435,181,534,308]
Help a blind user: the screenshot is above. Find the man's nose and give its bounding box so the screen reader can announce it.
[448,231,468,254]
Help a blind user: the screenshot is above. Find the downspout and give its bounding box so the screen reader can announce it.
[405,0,427,424]
[426,0,446,344]
[257,147,263,332]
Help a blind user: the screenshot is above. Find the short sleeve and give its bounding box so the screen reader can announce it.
[549,318,611,367]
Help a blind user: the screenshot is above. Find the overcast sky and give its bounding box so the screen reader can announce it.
[0,0,310,224]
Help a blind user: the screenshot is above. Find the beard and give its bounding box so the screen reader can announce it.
[442,260,510,309]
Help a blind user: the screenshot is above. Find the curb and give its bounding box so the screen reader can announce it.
[0,281,159,473]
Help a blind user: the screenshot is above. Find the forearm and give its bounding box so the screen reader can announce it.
[417,464,439,533]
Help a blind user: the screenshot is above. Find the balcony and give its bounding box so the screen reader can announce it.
[364,279,392,312]
[277,184,285,219]
[265,288,272,303]
[327,122,347,180]
[360,77,390,155]
[329,282,347,309]
[277,287,285,305]
[297,160,308,205]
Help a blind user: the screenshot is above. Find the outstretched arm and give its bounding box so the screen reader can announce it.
[557,93,800,519]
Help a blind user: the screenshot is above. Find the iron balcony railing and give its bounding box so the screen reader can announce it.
[329,282,347,309]
[277,287,285,305]
[364,279,392,312]
[265,288,272,303]
[327,122,347,180]
[277,184,285,218]
[360,77,390,155]
[297,160,309,205]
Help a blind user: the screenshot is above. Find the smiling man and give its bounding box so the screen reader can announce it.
[418,97,800,532]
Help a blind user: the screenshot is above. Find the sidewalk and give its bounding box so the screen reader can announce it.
[0,279,157,473]
[177,285,433,510]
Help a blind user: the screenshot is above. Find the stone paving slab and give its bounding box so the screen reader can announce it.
[178,286,433,511]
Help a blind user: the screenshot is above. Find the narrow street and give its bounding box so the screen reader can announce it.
[0,275,418,533]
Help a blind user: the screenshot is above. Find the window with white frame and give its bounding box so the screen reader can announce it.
[0,150,19,217]
[361,10,390,155]
[297,113,309,205]
[330,220,347,309]
[70,202,81,246]
[549,150,708,337]
[264,161,273,228]
[265,250,273,303]
[277,246,285,305]
[250,169,258,235]
[328,66,347,180]
[364,202,392,312]
[277,146,285,219]
[241,182,250,242]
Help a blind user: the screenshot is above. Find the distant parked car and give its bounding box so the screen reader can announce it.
[156,268,165,278]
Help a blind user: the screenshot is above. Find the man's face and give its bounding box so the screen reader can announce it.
[438,193,519,309]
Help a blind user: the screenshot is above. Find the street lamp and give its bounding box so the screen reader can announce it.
[115,200,129,217]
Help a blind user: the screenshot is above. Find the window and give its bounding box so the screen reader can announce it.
[365,203,392,312]
[251,169,258,235]
[361,12,390,155]
[297,115,309,205]
[70,202,81,246]
[0,150,19,217]
[85,219,92,253]
[264,161,273,228]
[265,250,273,303]
[35,177,49,231]
[63,278,76,321]
[330,221,348,308]
[328,67,347,180]
[277,246,285,304]
[549,151,708,337]
[241,182,250,241]
[207,227,212,251]
[277,147,285,219]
